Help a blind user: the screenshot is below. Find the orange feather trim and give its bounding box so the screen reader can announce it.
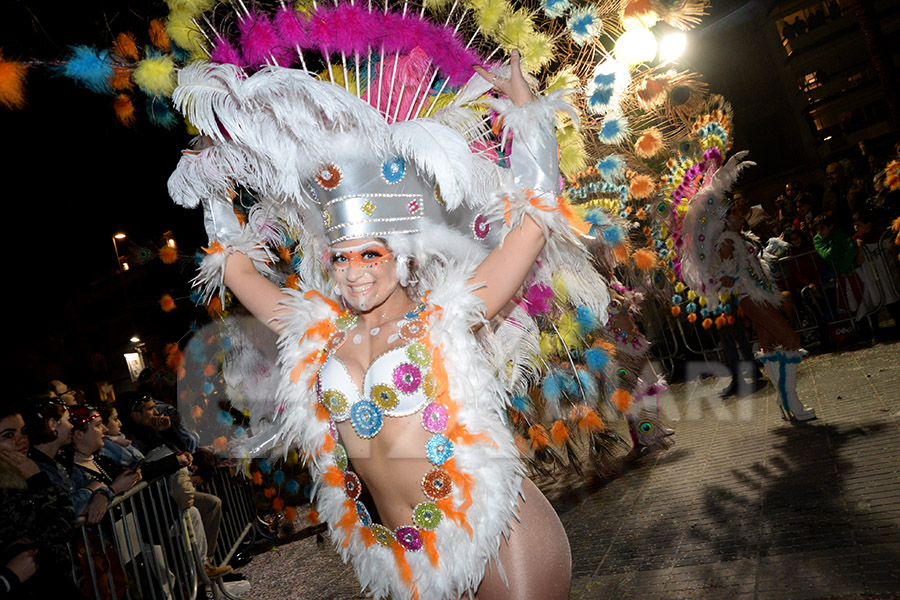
[113,94,135,126]
[0,52,28,109]
[285,273,300,290]
[112,32,140,61]
[360,526,377,548]
[391,543,417,596]
[148,18,171,51]
[436,496,473,537]
[321,433,335,453]
[612,389,633,414]
[303,289,342,314]
[550,420,569,446]
[420,529,439,568]
[323,465,344,488]
[315,403,331,422]
[337,499,357,546]
[528,423,550,451]
[446,424,495,448]
[443,458,474,512]
[307,509,319,524]
[203,241,224,254]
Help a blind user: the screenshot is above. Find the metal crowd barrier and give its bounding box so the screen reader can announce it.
[641,229,900,381]
[69,466,256,600]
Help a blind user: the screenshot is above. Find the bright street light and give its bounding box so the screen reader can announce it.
[614,27,658,65]
[659,32,687,61]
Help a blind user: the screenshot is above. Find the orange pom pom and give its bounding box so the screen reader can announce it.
[213,436,228,451]
[112,32,140,61]
[148,18,171,51]
[307,509,319,524]
[0,51,28,109]
[527,424,550,451]
[264,487,276,499]
[109,66,134,92]
[203,363,216,377]
[284,506,297,521]
[113,94,135,126]
[159,294,176,312]
[633,248,658,271]
[272,497,284,511]
[671,305,681,317]
[252,471,263,485]
[687,313,697,323]
[715,315,727,328]
[158,246,177,264]
[207,296,224,318]
[634,128,663,158]
[190,405,203,420]
[612,389,633,413]
[550,421,569,446]
[702,318,713,329]
[726,315,736,326]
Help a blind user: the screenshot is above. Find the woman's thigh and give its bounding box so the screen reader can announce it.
[476,477,571,600]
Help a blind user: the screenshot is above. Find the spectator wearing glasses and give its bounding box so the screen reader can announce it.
[0,400,77,598]
[46,381,84,406]
[119,394,229,579]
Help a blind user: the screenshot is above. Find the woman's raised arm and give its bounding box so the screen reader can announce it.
[223,253,290,333]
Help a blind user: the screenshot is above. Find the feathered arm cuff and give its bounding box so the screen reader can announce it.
[171,146,277,304]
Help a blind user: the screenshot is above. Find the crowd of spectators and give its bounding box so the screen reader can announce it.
[742,145,900,350]
[0,372,238,599]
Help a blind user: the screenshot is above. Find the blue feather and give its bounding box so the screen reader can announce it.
[584,208,610,226]
[542,373,564,403]
[561,372,578,395]
[602,225,624,246]
[272,470,286,484]
[596,154,625,183]
[56,46,114,95]
[576,369,599,398]
[285,480,301,495]
[258,459,272,474]
[576,305,598,333]
[147,97,179,129]
[511,394,533,414]
[585,347,610,373]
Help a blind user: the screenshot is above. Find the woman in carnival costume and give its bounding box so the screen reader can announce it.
[165,6,616,589]
[678,152,816,421]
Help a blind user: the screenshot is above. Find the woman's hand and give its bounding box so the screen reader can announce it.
[5,548,38,583]
[85,494,109,525]
[110,469,142,494]
[0,449,40,479]
[473,49,535,107]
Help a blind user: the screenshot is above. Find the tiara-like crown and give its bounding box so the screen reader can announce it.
[310,156,492,246]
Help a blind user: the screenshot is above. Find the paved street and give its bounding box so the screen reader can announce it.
[238,341,900,600]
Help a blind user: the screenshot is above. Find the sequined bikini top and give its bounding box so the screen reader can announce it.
[316,303,436,438]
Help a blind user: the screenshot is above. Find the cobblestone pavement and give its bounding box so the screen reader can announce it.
[237,342,900,600]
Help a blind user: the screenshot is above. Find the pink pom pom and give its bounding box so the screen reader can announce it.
[239,12,292,68]
[210,40,245,66]
[523,283,554,316]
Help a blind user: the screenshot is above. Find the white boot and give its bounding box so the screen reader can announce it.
[757,349,816,421]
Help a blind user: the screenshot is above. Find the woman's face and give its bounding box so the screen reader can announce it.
[74,413,106,455]
[0,414,29,455]
[50,410,74,445]
[789,232,803,247]
[104,409,122,437]
[330,239,399,312]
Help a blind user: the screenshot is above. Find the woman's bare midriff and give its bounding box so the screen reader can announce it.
[335,413,434,529]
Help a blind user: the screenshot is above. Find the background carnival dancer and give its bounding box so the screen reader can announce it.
[678,152,816,422]
[167,42,611,598]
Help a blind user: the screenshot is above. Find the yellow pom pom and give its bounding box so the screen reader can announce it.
[166,9,209,59]
[133,54,177,98]
[665,237,674,249]
[551,272,570,303]
[519,32,555,73]
[473,0,509,36]
[687,290,697,301]
[165,0,216,14]
[545,68,579,94]
[558,126,588,176]
[320,65,356,90]
[557,312,583,350]
[699,296,707,307]
[499,10,535,49]
[674,282,685,293]
[539,332,558,359]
